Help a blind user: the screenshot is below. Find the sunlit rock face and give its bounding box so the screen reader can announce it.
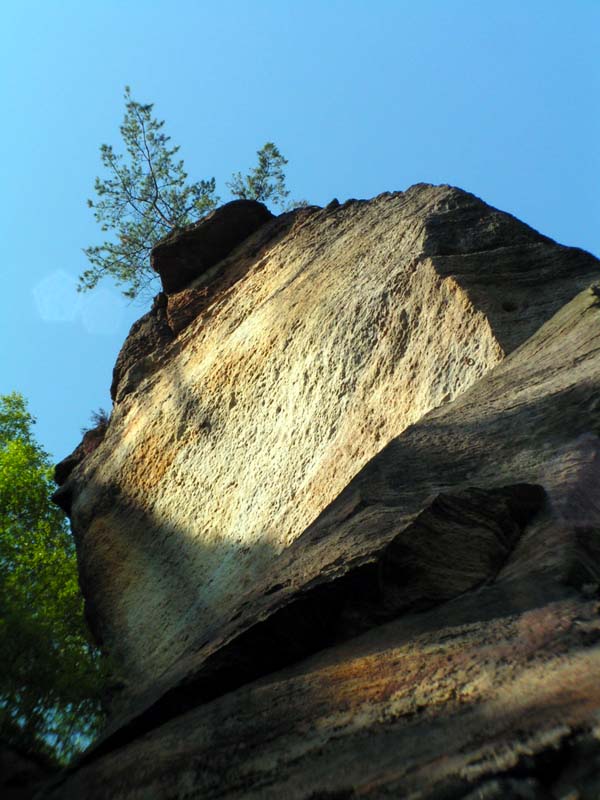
[54,184,598,695]
[49,278,600,800]
[50,186,600,800]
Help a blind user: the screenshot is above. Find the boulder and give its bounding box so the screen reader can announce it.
[57,185,598,692]
[151,199,274,294]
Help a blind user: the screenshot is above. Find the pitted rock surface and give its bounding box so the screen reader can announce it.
[73,285,600,765]
[110,292,174,402]
[48,185,600,799]
[57,185,599,690]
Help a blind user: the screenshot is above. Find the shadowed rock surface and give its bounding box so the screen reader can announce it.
[47,185,600,799]
[109,292,174,402]
[151,199,274,294]
[0,743,56,800]
[54,421,109,487]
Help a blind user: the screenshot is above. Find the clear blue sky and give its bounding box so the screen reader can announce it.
[1,0,599,462]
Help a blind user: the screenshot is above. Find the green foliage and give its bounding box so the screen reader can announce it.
[227,142,290,210]
[81,408,110,437]
[81,86,218,299]
[0,393,106,763]
[83,88,300,299]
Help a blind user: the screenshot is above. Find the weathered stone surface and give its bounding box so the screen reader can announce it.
[108,209,300,402]
[151,199,274,294]
[53,425,107,488]
[49,185,600,798]
[74,283,600,749]
[163,208,311,335]
[47,283,600,800]
[109,292,174,402]
[164,285,209,335]
[58,185,598,692]
[44,592,600,800]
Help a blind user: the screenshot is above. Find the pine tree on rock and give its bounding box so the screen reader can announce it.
[227,142,291,210]
[81,87,218,299]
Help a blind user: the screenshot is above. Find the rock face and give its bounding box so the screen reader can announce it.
[49,185,600,799]
[109,292,173,402]
[151,199,274,293]
[54,421,108,486]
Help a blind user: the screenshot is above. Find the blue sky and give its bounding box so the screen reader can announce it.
[1,0,599,461]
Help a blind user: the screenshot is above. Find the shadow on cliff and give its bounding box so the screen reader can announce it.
[51,267,600,779]
[55,469,281,685]
[51,371,600,777]
[42,560,600,799]
[42,198,600,796]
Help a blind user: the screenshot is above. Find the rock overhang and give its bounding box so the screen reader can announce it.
[150,198,275,294]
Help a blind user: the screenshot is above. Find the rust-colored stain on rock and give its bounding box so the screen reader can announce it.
[47,186,600,800]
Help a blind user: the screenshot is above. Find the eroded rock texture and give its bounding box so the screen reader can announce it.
[48,185,600,799]
[151,199,274,294]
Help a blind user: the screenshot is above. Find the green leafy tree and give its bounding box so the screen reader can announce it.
[0,393,106,763]
[82,88,300,299]
[81,87,218,299]
[227,142,291,210]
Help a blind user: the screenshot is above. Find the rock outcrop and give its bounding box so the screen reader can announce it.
[151,199,274,294]
[49,184,600,799]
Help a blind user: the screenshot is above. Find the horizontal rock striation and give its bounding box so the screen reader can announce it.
[49,184,600,798]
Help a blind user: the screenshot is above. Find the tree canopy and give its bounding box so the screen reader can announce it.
[81,87,218,299]
[0,393,106,763]
[81,88,296,299]
[227,142,290,210]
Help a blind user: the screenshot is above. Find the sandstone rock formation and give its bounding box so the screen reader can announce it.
[151,199,274,294]
[48,185,600,799]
